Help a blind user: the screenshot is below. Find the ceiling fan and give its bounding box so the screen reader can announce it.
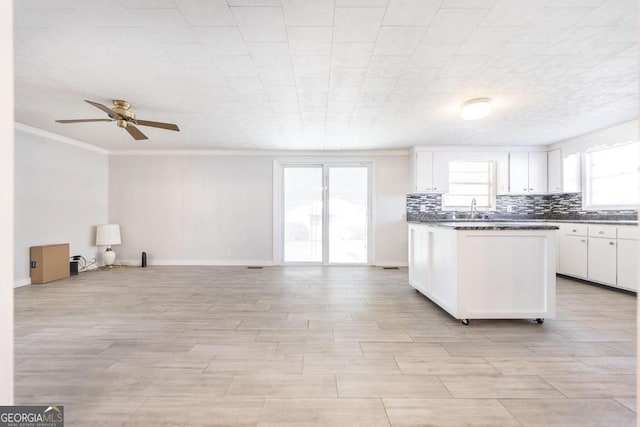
[55,100,180,140]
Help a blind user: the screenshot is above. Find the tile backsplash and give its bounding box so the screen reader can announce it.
[407,192,638,222]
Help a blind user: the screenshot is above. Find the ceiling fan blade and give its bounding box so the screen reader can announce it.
[125,124,148,141]
[55,119,113,123]
[85,100,118,118]
[135,119,180,131]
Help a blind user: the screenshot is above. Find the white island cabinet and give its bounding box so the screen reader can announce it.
[408,222,557,323]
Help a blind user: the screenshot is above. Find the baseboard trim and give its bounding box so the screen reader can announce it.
[14,278,31,288]
[115,260,405,268]
[118,259,275,267]
[374,262,408,267]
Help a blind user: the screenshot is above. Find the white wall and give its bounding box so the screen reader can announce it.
[109,155,274,265]
[373,155,409,265]
[14,127,109,285]
[0,0,13,405]
[109,153,409,266]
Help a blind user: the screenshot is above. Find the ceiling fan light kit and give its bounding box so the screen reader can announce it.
[56,99,180,141]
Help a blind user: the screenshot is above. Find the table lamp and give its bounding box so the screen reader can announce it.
[96,224,121,266]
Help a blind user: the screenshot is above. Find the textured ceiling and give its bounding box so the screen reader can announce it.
[14,0,638,151]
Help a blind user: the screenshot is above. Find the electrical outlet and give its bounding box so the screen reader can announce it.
[419,204,427,213]
[506,205,513,213]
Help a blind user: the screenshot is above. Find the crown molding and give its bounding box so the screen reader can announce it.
[14,123,109,155]
[14,123,411,156]
[14,122,409,157]
[108,149,410,156]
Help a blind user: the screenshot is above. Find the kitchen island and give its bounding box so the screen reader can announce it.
[408,221,559,324]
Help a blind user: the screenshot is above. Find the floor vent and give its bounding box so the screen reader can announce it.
[247,266,264,269]
[382,267,400,270]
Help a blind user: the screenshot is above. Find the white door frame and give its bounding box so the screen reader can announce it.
[273,159,374,266]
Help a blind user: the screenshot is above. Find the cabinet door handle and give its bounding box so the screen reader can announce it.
[433,187,437,190]
[598,231,604,234]
[522,188,527,191]
[580,240,586,243]
[609,242,615,246]
[572,229,577,232]
[529,188,533,191]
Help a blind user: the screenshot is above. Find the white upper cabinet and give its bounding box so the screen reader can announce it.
[414,151,433,192]
[528,152,548,193]
[431,152,450,193]
[547,149,562,193]
[562,152,581,193]
[508,152,529,194]
[508,151,547,194]
[547,149,581,194]
[410,150,449,193]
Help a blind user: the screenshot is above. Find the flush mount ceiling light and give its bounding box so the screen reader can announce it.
[461,98,491,120]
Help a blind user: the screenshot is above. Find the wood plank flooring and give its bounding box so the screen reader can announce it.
[14,266,637,426]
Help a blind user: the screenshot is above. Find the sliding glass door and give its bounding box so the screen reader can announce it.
[328,166,368,264]
[282,166,323,263]
[280,163,371,265]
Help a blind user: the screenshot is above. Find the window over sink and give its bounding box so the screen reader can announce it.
[584,141,639,210]
[442,160,496,211]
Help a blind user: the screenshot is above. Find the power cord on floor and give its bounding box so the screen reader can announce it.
[72,255,97,272]
[98,261,131,270]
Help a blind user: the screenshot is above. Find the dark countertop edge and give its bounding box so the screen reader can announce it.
[409,222,560,230]
[544,219,638,225]
[408,219,638,226]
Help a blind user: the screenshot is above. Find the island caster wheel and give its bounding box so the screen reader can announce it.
[535,318,544,324]
[461,319,470,326]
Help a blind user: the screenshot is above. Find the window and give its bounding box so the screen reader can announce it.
[584,141,639,210]
[442,161,495,210]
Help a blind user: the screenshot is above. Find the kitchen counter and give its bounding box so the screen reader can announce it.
[407,221,559,230]
[408,218,637,225]
[547,219,637,225]
[408,222,556,324]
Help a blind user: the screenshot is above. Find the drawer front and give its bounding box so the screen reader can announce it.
[588,225,617,238]
[560,223,588,236]
[617,225,640,240]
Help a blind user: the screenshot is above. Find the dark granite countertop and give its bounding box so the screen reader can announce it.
[544,219,637,225]
[407,216,638,226]
[408,221,560,230]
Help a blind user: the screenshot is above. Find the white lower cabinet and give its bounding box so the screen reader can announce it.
[559,235,588,278]
[558,223,638,292]
[558,224,588,279]
[617,235,638,291]
[408,226,430,293]
[587,237,617,284]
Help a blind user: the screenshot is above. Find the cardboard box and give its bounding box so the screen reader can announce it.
[30,244,70,284]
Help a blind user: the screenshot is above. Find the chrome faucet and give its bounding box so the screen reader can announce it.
[470,198,477,218]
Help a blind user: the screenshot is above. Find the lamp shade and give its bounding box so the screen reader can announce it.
[96,224,121,246]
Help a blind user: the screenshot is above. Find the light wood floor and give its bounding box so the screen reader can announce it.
[14,266,636,426]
